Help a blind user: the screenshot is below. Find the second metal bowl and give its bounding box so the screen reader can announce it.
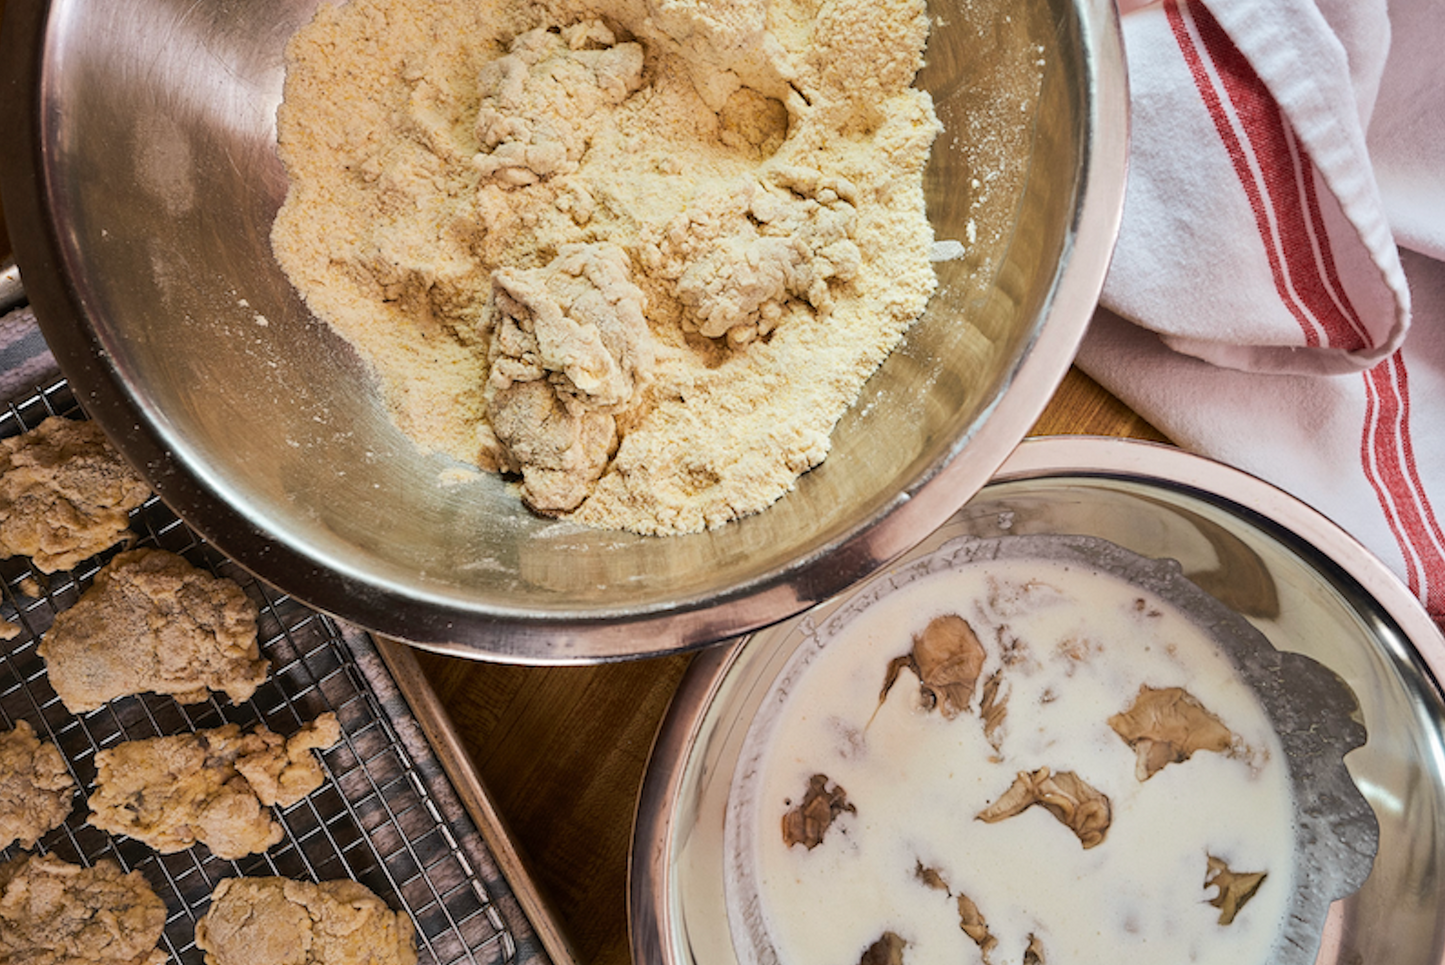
[632,437,1445,965]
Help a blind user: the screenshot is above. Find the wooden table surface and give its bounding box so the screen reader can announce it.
[0,11,1166,954]
[407,371,1168,965]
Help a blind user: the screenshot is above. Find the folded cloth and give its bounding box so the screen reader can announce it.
[1080,0,1445,625]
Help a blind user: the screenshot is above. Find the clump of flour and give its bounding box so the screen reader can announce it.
[272,0,940,534]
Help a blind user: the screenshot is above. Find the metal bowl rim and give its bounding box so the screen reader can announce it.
[627,434,1445,965]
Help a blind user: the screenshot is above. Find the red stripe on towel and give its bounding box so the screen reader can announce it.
[1170,0,1442,620]
[1361,353,1445,621]
[1167,0,1369,351]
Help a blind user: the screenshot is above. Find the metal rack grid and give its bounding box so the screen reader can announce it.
[0,379,517,965]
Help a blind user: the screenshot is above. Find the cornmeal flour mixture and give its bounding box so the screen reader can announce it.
[273,0,940,534]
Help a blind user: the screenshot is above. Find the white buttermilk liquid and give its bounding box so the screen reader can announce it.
[725,554,1296,965]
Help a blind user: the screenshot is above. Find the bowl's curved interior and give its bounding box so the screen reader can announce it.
[0,0,1125,659]
[632,438,1445,965]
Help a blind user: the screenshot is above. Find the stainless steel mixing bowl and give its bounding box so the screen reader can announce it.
[633,437,1445,965]
[0,0,1127,661]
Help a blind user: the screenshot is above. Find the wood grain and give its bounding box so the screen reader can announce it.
[411,648,692,965]
[1030,366,1169,442]
[412,366,1169,965]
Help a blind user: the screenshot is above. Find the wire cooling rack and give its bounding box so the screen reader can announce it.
[0,380,519,965]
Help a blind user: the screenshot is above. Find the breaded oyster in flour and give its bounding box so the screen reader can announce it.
[271,0,941,534]
[0,852,167,965]
[0,416,151,572]
[0,719,77,850]
[195,875,417,965]
[39,547,269,713]
[88,714,341,860]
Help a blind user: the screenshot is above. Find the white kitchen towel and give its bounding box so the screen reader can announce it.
[1079,0,1445,625]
